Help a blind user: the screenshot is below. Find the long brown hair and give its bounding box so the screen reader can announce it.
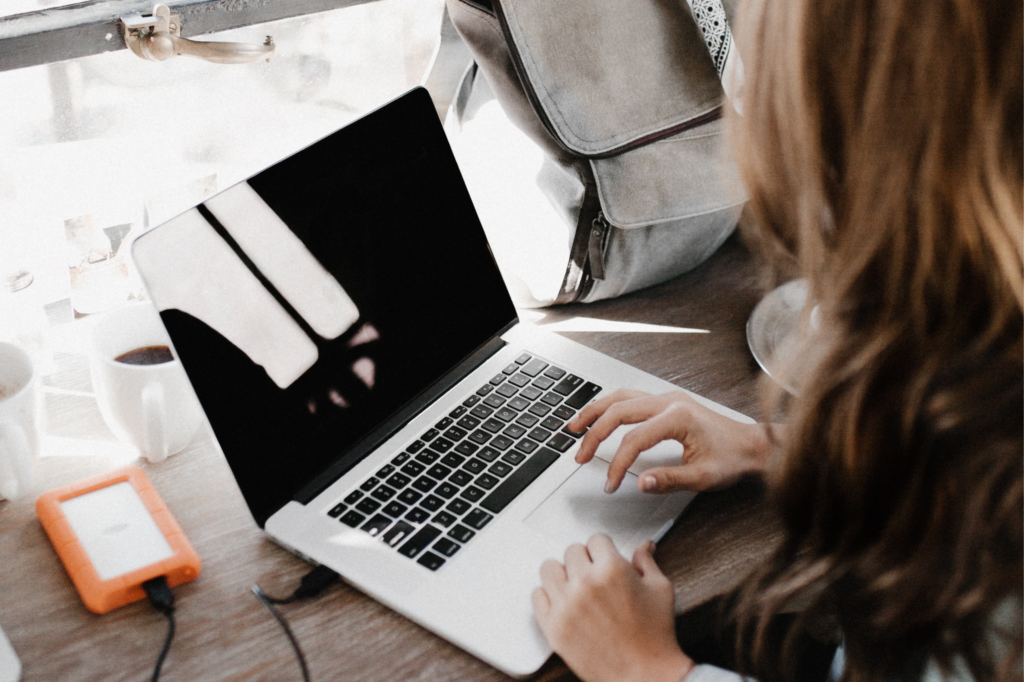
[728,0,1023,680]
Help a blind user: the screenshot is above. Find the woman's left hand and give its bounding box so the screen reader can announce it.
[532,534,695,682]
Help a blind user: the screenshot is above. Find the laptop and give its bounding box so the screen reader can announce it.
[131,87,753,677]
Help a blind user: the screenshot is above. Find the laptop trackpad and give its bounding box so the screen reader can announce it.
[524,459,693,555]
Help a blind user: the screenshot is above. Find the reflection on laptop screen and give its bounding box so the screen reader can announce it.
[134,89,518,526]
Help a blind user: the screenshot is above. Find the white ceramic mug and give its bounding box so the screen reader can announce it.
[89,304,203,463]
[0,342,39,501]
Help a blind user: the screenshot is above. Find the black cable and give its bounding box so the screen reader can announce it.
[251,565,339,682]
[143,576,176,682]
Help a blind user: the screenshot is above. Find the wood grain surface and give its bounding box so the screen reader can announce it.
[0,233,782,682]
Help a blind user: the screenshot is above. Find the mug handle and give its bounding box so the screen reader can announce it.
[0,422,34,500]
[142,383,169,464]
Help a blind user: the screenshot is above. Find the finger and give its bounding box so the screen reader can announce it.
[531,587,551,623]
[569,389,645,433]
[631,540,662,578]
[539,559,568,597]
[585,533,620,565]
[563,543,592,580]
[637,464,713,494]
[604,412,684,492]
[576,396,662,465]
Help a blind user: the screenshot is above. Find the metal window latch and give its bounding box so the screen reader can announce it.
[122,4,275,64]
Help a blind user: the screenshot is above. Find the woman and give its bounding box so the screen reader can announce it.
[530,0,1023,680]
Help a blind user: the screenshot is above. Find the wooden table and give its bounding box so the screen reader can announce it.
[0,233,782,682]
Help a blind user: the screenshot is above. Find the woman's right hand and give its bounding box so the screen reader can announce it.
[568,389,775,494]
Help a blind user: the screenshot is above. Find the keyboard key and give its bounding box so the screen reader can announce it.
[435,417,454,430]
[415,450,440,465]
[449,405,468,418]
[433,511,457,527]
[463,458,486,475]
[376,464,395,478]
[508,397,531,411]
[382,521,416,548]
[344,490,364,505]
[544,366,567,380]
[441,453,466,468]
[328,503,347,518]
[405,507,430,524]
[501,452,526,465]
[515,352,532,364]
[444,426,468,441]
[464,509,493,530]
[468,430,491,444]
[475,473,499,489]
[455,441,479,456]
[470,405,494,419]
[420,495,444,511]
[521,359,549,377]
[391,452,410,465]
[412,476,437,493]
[361,514,392,537]
[401,461,426,476]
[541,392,563,406]
[407,440,426,453]
[481,448,560,514]
[462,395,481,407]
[457,415,481,430]
[520,386,543,401]
[446,498,471,515]
[398,524,441,558]
[547,433,576,452]
[553,405,576,420]
[508,373,531,388]
[532,376,555,390]
[552,374,584,396]
[431,437,455,453]
[435,482,458,499]
[495,384,519,398]
[541,416,564,431]
[562,424,586,438]
[502,363,519,375]
[476,384,493,396]
[483,395,506,408]
[340,510,366,527]
[528,427,552,443]
[421,428,440,442]
[565,382,603,409]
[490,435,514,450]
[383,501,408,517]
[515,413,540,428]
[387,473,411,489]
[490,462,513,477]
[448,525,476,543]
[528,403,552,417]
[417,552,446,571]
[515,439,540,454]
[489,373,506,386]
[482,418,505,433]
[360,477,380,492]
[503,424,527,439]
[459,486,485,503]
[427,464,452,480]
[449,470,473,487]
[433,538,461,557]
[371,485,397,502]
[398,489,422,505]
[495,408,517,422]
[356,498,381,514]
[476,447,500,462]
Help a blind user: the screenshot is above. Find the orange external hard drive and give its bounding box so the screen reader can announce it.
[36,466,201,614]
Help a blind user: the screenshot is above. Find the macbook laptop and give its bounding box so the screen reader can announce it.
[131,87,753,677]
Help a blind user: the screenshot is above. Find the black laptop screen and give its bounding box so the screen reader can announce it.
[133,89,518,526]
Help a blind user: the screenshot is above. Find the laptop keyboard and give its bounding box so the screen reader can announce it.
[324,352,602,571]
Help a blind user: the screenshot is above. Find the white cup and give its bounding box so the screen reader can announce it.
[0,342,39,501]
[89,304,203,463]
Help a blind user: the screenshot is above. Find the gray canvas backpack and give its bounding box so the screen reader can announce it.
[437,0,747,304]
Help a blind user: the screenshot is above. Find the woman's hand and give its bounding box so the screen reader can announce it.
[569,389,774,494]
[532,535,694,682]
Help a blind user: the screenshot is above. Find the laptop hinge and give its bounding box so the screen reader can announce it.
[290,328,515,507]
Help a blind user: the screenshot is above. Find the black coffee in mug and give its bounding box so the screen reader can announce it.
[115,345,174,366]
